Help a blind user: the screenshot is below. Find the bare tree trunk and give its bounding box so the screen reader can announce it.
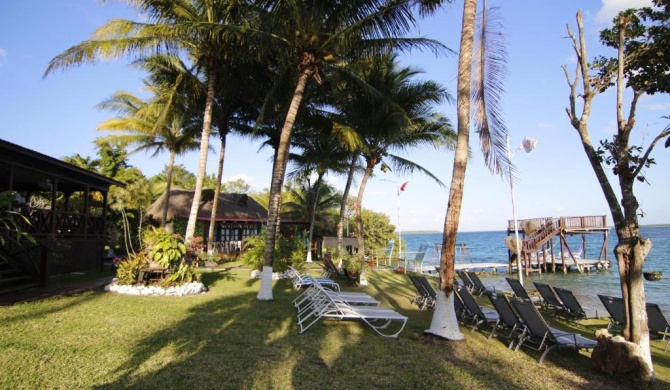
[208,135,226,254]
[258,71,310,300]
[426,0,477,341]
[161,151,176,228]
[185,68,217,241]
[564,12,653,378]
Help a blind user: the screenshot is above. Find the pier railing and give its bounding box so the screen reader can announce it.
[508,215,608,233]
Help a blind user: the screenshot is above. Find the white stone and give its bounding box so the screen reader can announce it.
[250,269,261,279]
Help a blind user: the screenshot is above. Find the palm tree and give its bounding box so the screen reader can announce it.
[249,0,447,300]
[95,61,201,228]
[43,0,253,242]
[425,0,510,340]
[206,59,271,253]
[286,115,352,262]
[337,54,456,262]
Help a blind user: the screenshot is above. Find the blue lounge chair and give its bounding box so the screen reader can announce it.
[553,286,597,320]
[455,286,499,332]
[486,292,525,348]
[511,298,597,364]
[533,282,566,314]
[505,277,541,305]
[597,294,625,330]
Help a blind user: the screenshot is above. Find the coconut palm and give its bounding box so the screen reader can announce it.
[205,59,273,253]
[286,114,352,262]
[336,54,456,262]
[426,0,510,340]
[43,0,256,242]
[248,0,447,300]
[95,60,201,228]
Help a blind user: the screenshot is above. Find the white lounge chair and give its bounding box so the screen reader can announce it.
[287,266,340,291]
[296,281,408,337]
[293,279,379,313]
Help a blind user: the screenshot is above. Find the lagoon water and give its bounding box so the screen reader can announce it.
[402,226,670,312]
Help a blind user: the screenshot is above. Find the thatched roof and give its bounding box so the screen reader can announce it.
[146,188,267,222]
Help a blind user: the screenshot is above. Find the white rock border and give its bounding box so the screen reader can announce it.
[104,278,207,296]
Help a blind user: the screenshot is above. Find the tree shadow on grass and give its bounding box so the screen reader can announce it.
[88,270,668,389]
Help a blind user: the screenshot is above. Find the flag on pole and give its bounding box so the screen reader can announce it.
[400,182,409,192]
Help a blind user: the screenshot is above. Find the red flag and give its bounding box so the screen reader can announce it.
[400,182,409,192]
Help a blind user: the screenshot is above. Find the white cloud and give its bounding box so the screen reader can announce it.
[0,47,6,58]
[596,0,653,25]
[537,122,555,130]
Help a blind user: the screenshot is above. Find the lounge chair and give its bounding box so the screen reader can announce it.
[485,292,525,348]
[597,294,625,330]
[505,277,541,305]
[408,274,436,310]
[553,286,598,320]
[456,271,479,295]
[467,271,496,296]
[287,266,340,291]
[399,242,429,273]
[511,298,597,364]
[646,303,670,350]
[322,256,357,283]
[296,280,408,337]
[532,282,566,314]
[455,285,499,332]
[417,275,438,310]
[293,279,379,313]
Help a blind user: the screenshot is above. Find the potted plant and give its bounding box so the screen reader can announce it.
[643,270,663,281]
[343,255,370,278]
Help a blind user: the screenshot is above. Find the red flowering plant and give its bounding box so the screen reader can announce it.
[184,236,209,267]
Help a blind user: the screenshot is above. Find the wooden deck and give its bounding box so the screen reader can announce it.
[507,215,611,274]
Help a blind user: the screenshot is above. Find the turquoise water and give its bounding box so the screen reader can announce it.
[402,226,670,312]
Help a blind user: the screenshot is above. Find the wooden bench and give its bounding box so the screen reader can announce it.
[138,267,171,283]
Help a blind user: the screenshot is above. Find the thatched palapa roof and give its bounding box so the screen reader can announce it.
[146,189,267,223]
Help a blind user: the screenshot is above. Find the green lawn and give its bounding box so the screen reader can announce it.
[1,267,669,389]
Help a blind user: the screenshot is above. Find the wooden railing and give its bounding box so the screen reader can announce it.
[558,215,608,230]
[18,207,105,237]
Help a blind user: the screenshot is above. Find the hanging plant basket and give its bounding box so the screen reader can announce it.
[643,271,663,281]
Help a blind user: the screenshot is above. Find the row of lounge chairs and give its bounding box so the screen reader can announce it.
[456,270,496,296]
[497,276,670,351]
[598,294,670,350]
[291,269,408,337]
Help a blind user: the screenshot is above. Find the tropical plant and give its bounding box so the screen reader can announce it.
[0,191,36,263]
[252,0,448,300]
[115,251,150,285]
[96,54,202,228]
[336,54,455,262]
[43,0,256,244]
[240,229,305,273]
[561,3,670,379]
[143,226,187,268]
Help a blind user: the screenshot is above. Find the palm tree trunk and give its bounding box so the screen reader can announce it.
[161,151,176,229]
[426,0,477,341]
[305,173,323,263]
[258,71,310,300]
[338,151,359,265]
[207,135,227,254]
[185,68,217,241]
[355,162,374,263]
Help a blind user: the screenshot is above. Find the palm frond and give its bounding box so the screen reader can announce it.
[471,5,510,177]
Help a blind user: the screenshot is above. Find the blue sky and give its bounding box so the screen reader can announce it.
[1,0,667,232]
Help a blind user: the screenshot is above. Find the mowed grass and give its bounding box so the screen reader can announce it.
[1,267,669,390]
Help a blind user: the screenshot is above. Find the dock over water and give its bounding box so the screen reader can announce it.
[507,215,611,274]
